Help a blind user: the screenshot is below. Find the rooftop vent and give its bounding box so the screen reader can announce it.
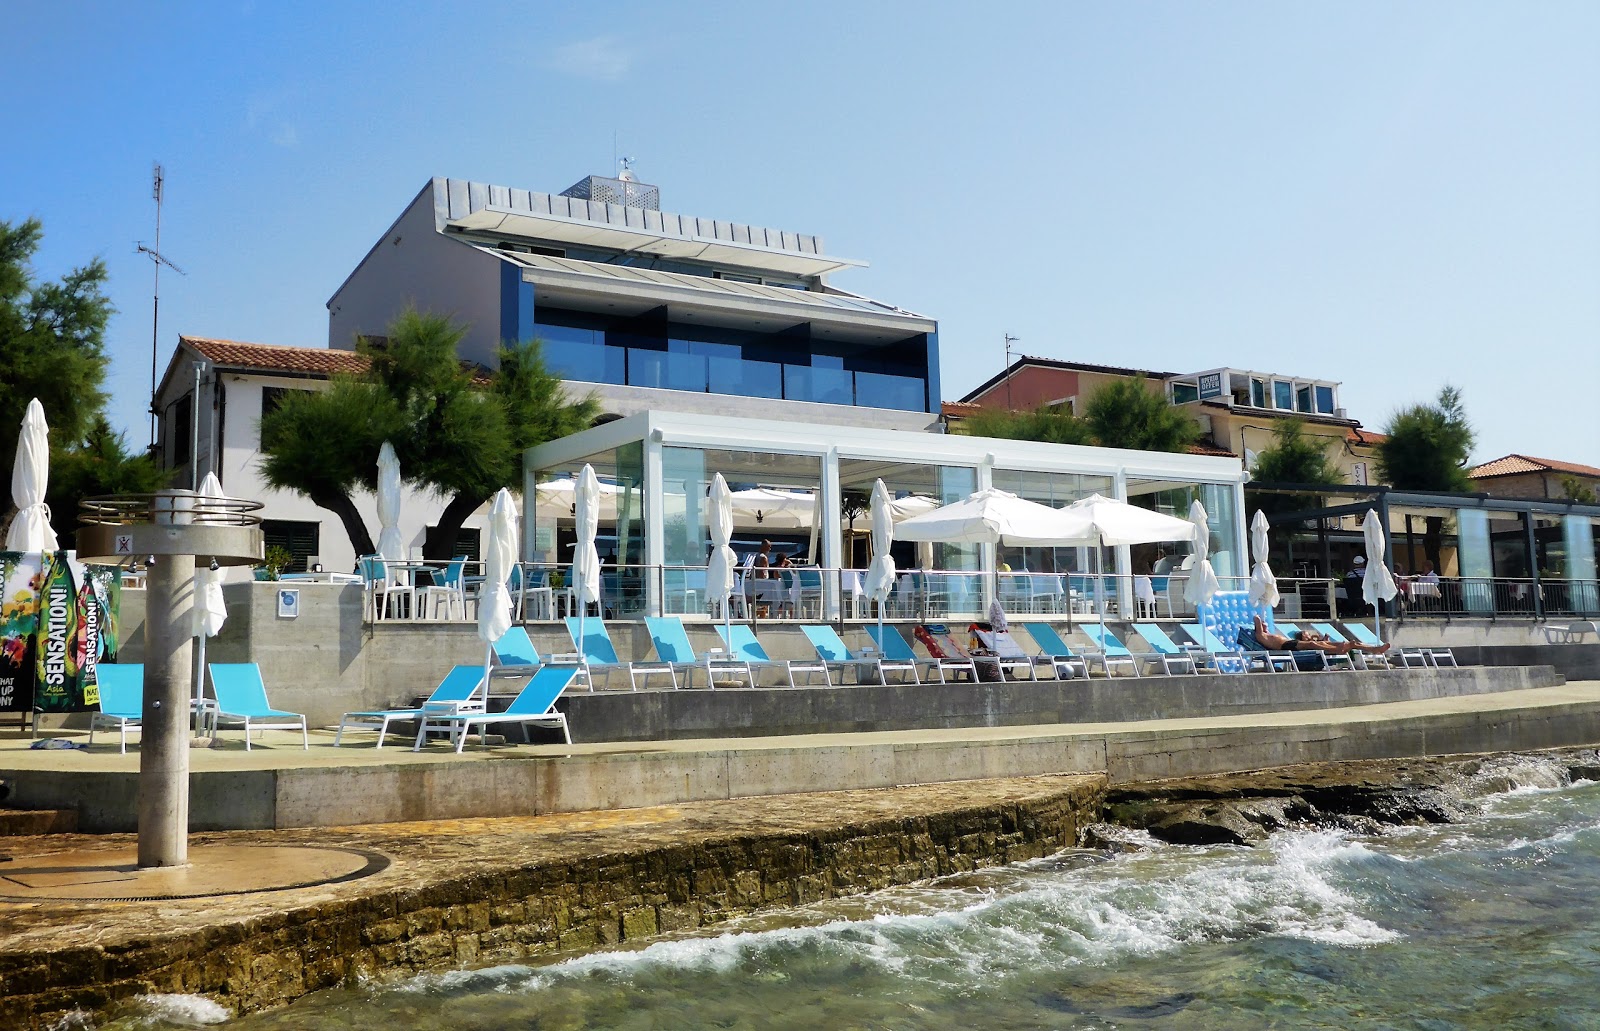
[560,173,659,211]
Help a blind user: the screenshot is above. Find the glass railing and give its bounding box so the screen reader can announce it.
[855,370,926,412]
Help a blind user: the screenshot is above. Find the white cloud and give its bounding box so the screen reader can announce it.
[545,35,633,81]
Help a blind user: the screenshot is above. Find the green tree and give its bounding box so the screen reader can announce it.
[260,310,598,560]
[1246,418,1344,514]
[1559,476,1596,504]
[1377,385,1476,569]
[963,405,1093,446]
[1081,378,1198,452]
[1376,385,1475,493]
[0,217,163,537]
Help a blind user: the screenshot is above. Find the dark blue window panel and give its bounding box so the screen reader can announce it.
[1315,385,1335,414]
[855,371,925,412]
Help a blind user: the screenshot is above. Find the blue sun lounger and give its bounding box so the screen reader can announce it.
[336,664,487,748]
[207,663,309,750]
[1177,625,1251,675]
[800,624,886,686]
[566,617,678,690]
[646,616,753,688]
[413,665,579,753]
[91,664,144,753]
[1078,624,1142,677]
[1017,623,1092,679]
[1273,622,1340,671]
[1128,624,1200,675]
[866,624,975,684]
[715,624,831,687]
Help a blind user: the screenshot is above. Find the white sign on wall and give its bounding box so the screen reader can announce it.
[1351,462,1369,486]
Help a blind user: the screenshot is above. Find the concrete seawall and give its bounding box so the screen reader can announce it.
[0,776,1105,1028]
[8,682,1599,832]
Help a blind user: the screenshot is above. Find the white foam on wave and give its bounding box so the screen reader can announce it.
[71,994,231,1028]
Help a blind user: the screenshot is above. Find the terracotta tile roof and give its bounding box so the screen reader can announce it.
[183,337,371,376]
[1187,441,1237,458]
[1470,454,1600,480]
[182,336,493,385]
[1347,427,1387,446]
[941,400,982,416]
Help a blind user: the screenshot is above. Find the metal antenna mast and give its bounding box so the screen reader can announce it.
[1004,333,1020,409]
[137,163,185,453]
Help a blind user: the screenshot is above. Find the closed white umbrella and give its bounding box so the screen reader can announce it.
[6,398,57,552]
[1248,509,1280,610]
[1183,500,1222,610]
[192,472,230,721]
[478,488,518,684]
[865,479,897,631]
[1361,508,1399,642]
[571,464,602,682]
[707,473,737,633]
[376,441,405,585]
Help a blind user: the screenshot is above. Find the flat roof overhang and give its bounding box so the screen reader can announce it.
[520,267,934,347]
[447,207,865,278]
[527,411,1245,485]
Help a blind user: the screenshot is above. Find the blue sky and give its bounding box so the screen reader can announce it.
[4,1,1597,466]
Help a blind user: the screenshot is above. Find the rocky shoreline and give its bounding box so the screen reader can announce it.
[1093,747,1600,848]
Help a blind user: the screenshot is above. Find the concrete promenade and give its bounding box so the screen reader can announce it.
[4,679,1599,830]
[4,681,1600,1026]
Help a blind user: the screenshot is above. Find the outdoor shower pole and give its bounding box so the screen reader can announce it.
[138,551,196,867]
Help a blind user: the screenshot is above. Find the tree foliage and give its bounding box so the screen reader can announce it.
[1246,418,1344,515]
[259,310,599,560]
[1376,385,1476,493]
[0,218,163,539]
[1560,476,1597,504]
[964,378,1196,453]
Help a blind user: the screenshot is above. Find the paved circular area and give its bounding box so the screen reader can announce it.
[0,844,388,902]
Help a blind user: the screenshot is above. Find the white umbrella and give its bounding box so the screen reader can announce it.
[707,473,737,633]
[478,488,518,685]
[1248,509,1280,610]
[895,488,1091,546]
[1061,494,1197,624]
[532,478,622,524]
[1060,494,1198,547]
[865,479,897,631]
[192,472,230,720]
[6,398,57,552]
[1361,508,1399,641]
[1183,500,1222,610]
[376,441,406,586]
[729,487,815,529]
[571,464,602,683]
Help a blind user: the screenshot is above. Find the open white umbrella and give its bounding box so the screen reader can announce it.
[1248,509,1280,610]
[571,465,602,684]
[895,488,1091,546]
[533,478,621,523]
[1361,508,1399,641]
[1183,500,1222,610]
[865,479,897,632]
[478,488,518,685]
[192,472,230,721]
[707,473,737,634]
[1060,494,1197,624]
[729,487,815,529]
[6,398,57,552]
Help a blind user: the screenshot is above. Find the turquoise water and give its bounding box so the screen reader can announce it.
[103,756,1600,1029]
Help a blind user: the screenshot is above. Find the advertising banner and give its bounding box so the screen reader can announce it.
[33,552,100,712]
[0,551,43,713]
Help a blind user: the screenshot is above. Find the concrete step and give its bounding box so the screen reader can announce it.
[0,807,77,836]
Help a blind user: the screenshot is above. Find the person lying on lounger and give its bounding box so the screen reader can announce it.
[1251,616,1390,655]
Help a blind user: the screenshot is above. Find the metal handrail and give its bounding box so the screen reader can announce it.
[79,493,263,527]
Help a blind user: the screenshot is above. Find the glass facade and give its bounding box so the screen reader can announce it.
[1126,478,1244,580]
[535,307,931,412]
[990,469,1115,575]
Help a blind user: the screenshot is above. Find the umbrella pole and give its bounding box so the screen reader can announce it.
[193,632,206,738]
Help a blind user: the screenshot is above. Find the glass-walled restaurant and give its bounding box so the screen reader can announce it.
[1258,486,1600,619]
[523,411,1247,622]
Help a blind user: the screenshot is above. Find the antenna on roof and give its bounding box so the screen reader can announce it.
[136,162,186,453]
[617,155,636,182]
[1004,333,1020,409]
